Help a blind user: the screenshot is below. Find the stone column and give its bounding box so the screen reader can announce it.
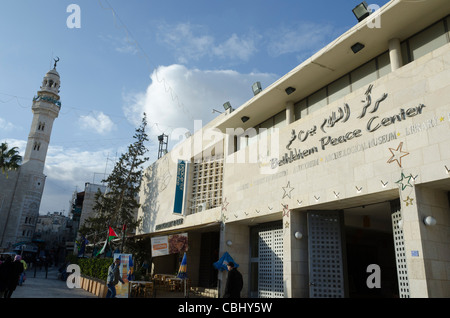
[285,209,309,298]
[286,101,295,125]
[218,222,249,297]
[389,38,403,71]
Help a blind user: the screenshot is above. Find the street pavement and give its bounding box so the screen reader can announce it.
[9,266,191,299]
[10,266,98,298]
[9,266,207,299]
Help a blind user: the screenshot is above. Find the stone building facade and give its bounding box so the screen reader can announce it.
[135,0,449,298]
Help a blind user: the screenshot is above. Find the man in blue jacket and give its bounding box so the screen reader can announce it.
[106,258,124,298]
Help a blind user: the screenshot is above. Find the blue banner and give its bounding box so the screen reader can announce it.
[173,160,186,214]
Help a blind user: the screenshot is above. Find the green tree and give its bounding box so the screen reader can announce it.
[0,142,22,177]
[79,114,149,254]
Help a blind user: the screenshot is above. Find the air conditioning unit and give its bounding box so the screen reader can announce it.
[198,202,209,211]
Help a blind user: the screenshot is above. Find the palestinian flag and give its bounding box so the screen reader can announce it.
[96,226,118,256]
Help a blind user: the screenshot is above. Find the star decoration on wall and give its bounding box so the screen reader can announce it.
[403,196,414,206]
[396,172,414,190]
[285,221,290,229]
[282,181,294,199]
[221,198,229,212]
[387,142,410,168]
[282,204,290,217]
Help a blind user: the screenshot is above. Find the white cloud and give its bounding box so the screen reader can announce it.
[157,22,259,63]
[3,138,27,157]
[0,117,17,132]
[45,146,110,183]
[266,22,337,58]
[212,33,260,61]
[100,34,139,55]
[157,20,339,65]
[123,64,278,140]
[158,22,214,63]
[40,144,116,213]
[79,111,116,135]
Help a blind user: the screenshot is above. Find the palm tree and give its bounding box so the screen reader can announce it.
[0,142,22,177]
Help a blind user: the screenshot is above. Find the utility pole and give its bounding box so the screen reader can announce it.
[121,223,126,252]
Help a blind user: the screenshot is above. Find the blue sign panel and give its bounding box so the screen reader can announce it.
[173,160,186,214]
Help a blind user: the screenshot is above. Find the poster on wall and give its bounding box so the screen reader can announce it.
[151,233,188,257]
[113,253,133,298]
[173,160,186,214]
[151,236,169,256]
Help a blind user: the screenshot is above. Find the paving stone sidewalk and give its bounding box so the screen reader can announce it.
[10,266,97,298]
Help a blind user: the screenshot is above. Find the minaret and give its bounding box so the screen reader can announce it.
[0,60,62,251]
[22,59,61,173]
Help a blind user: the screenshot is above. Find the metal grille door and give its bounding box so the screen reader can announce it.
[391,211,410,298]
[258,224,284,298]
[307,211,346,298]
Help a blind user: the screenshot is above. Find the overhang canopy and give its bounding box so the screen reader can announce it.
[214,0,450,132]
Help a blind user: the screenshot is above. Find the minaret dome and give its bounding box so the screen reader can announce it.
[39,68,61,97]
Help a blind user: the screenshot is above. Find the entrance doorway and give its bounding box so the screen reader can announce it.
[198,231,219,288]
[250,221,284,298]
[344,201,398,298]
[307,200,404,298]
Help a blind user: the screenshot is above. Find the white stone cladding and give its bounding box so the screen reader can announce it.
[136,3,450,297]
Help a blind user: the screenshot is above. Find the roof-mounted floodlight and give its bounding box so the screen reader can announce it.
[252,82,262,96]
[223,102,233,112]
[352,2,371,22]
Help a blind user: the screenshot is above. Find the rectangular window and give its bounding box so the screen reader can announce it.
[409,20,447,61]
[401,40,410,65]
[377,51,391,77]
[257,119,273,158]
[38,122,45,131]
[308,87,327,114]
[247,127,258,146]
[236,132,247,152]
[446,16,450,41]
[259,117,273,137]
[351,59,377,92]
[294,98,307,121]
[328,75,350,104]
[273,111,286,129]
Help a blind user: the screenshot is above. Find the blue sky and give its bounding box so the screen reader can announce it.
[0,0,389,214]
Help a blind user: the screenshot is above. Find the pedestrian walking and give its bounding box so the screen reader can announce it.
[1,255,24,298]
[223,262,243,298]
[19,256,27,286]
[0,255,11,295]
[106,258,124,298]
